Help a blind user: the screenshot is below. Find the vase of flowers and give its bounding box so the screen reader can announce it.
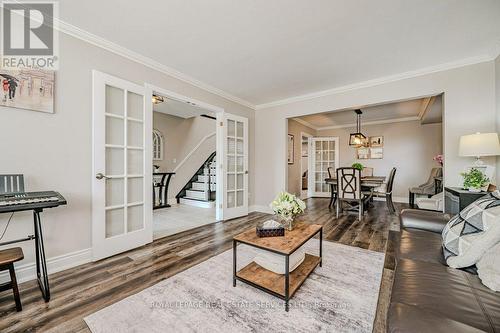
[433,154,443,166]
[270,192,306,231]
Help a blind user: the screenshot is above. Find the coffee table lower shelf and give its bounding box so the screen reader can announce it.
[235,253,320,304]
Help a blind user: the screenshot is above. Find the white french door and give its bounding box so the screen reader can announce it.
[221,113,248,220]
[308,137,339,197]
[92,71,152,261]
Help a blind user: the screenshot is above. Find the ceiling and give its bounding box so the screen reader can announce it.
[294,95,442,129]
[153,96,213,119]
[59,1,500,106]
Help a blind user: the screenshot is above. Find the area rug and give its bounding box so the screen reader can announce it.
[84,240,385,333]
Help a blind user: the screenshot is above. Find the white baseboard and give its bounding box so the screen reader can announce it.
[373,196,408,203]
[249,205,273,214]
[0,247,92,284]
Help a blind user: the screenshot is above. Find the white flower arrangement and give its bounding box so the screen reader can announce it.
[270,191,306,220]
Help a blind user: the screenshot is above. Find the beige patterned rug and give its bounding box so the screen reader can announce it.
[85,240,384,333]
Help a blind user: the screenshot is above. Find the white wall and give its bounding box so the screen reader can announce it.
[496,55,500,182]
[316,121,442,200]
[255,61,496,207]
[0,33,255,280]
[287,119,316,196]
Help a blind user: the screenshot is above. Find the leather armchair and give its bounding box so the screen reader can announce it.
[400,209,451,233]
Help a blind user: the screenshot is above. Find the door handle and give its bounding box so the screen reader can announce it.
[95,173,109,180]
[245,170,249,174]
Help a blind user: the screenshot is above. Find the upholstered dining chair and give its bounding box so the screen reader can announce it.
[373,168,397,213]
[327,167,337,208]
[336,167,372,220]
[409,167,442,208]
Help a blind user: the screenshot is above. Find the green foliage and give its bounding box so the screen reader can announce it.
[352,162,364,171]
[461,168,489,189]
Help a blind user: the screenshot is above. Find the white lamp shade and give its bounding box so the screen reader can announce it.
[459,132,500,157]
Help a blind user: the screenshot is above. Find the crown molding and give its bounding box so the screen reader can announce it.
[290,118,319,130]
[314,116,421,131]
[256,54,494,110]
[55,20,256,110]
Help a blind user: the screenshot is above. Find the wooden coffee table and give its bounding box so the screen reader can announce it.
[233,223,322,311]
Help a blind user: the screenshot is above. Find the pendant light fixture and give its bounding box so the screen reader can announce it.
[349,109,366,146]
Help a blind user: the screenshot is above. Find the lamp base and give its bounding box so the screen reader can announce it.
[474,156,485,166]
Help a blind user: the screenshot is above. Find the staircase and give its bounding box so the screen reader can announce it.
[176,152,216,208]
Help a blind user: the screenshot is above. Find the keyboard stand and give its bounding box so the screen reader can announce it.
[0,208,51,302]
[34,208,50,302]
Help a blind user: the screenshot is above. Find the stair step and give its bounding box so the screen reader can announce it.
[191,182,209,191]
[186,190,208,200]
[197,175,210,182]
[179,197,216,208]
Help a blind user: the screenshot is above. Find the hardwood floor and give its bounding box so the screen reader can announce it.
[0,198,405,332]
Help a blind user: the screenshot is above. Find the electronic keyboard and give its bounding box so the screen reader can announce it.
[0,191,66,213]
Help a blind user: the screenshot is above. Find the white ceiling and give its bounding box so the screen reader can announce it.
[153,97,213,119]
[59,1,500,106]
[294,95,442,129]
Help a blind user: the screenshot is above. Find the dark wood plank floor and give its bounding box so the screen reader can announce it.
[0,198,405,332]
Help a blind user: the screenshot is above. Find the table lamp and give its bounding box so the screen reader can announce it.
[459,132,500,166]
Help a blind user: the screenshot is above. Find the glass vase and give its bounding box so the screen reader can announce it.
[278,215,295,231]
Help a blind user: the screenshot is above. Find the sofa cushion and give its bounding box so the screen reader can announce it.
[442,191,500,268]
[391,258,500,332]
[387,302,485,333]
[398,229,446,265]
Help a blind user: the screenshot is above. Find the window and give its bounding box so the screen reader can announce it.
[153,129,163,160]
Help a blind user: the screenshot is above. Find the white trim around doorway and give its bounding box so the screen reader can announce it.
[299,132,313,200]
[144,84,225,225]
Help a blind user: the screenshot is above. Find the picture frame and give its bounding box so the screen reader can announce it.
[287,134,294,164]
[369,136,384,147]
[357,147,369,159]
[370,147,384,159]
[0,68,55,113]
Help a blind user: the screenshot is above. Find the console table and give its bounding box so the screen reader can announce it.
[153,172,175,209]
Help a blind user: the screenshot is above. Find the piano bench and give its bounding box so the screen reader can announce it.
[0,247,24,311]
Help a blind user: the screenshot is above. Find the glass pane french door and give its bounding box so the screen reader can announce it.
[223,113,248,220]
[308,137,339,197]
[92,71,152,261]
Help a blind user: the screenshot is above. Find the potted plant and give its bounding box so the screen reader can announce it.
[352,162,364,171]
[270,191,306,231]
[461,168,489,192]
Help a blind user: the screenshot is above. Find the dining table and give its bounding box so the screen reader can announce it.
[324,176,386,208]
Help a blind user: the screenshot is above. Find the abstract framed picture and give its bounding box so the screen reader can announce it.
[370,147,384,159]
[287,134,294,164]
[369,136,384,147]
[0,68,55,113]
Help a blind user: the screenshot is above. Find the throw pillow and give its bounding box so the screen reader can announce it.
[442,190,500,268]
[476,242,500,291]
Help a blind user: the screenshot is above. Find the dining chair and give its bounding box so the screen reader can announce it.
[373,168,397,213]
[408,167,442,208]
[327,167,337,208]
[336,167,371,220]
[361,167,373,178]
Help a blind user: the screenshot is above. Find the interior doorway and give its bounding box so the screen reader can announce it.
[146,86,224,239]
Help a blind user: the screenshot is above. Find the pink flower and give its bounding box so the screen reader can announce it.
[433,154,443,166]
